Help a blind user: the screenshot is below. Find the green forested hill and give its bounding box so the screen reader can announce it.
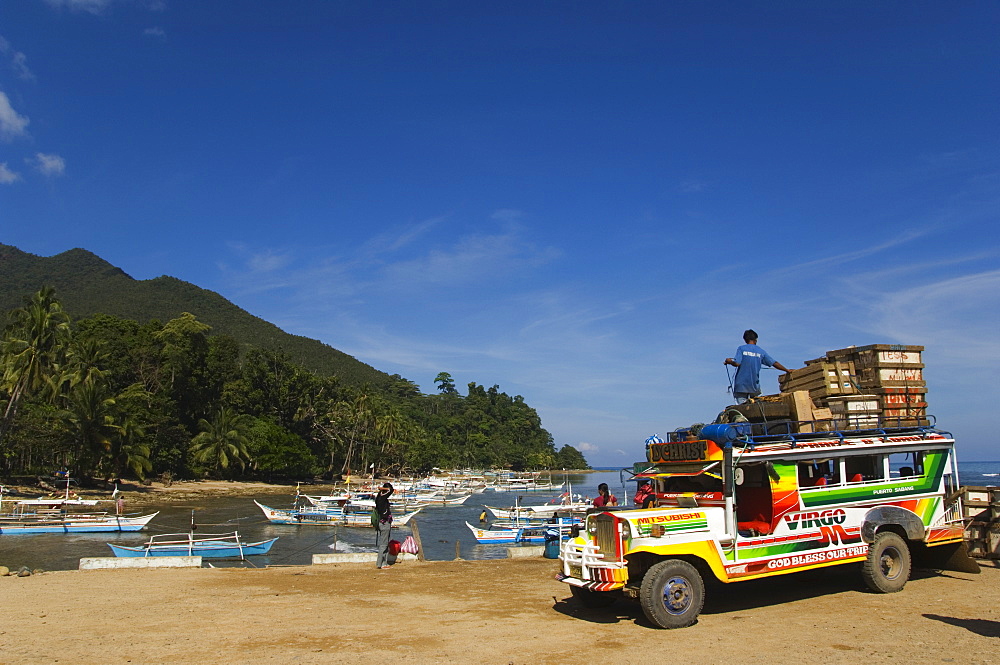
[0,243,389,386]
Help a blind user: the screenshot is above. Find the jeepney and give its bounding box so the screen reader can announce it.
[557,421,979,628]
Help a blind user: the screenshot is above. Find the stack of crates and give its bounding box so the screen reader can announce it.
[825,345,927,426]
[778,357,858,403]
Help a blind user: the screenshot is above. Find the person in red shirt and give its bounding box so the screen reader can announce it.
[593,483,618,507]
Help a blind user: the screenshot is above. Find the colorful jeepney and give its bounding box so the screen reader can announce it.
[556,421,979,628]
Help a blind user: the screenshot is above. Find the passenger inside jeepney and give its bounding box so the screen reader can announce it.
[798,459,840,487]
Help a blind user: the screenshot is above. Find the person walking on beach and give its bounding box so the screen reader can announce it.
[593,483,618,508]
[723,329,793,404]
[375,482,394,569]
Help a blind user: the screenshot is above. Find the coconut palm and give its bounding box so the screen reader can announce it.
[189,407,253,476]
[1,286,71,444]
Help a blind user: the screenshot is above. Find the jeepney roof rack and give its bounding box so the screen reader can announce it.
[682,415,944,452]
[735,418,943,450]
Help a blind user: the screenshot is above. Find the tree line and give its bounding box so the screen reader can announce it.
[0,287,589,484]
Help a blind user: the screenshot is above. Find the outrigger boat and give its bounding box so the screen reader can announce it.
[465,515,581,544]
[108,531,277,558]
[254,500,422,527]
[0,510,157,534]
[0,480,158,534]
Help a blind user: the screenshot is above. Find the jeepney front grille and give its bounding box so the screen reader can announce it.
[593,514,622,563]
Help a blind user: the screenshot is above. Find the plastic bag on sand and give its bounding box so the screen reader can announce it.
[400,535,419,554]
[388,539,402,555]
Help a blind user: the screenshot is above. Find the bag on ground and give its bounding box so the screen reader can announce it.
[400,535,419,554]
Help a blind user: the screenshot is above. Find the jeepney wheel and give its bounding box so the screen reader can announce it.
[639,559,705,629]
[862,531,911,593]
[570,585,618,608]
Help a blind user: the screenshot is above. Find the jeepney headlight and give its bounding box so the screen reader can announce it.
[619,520,632,539]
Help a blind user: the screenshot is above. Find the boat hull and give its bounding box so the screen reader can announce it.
[107,536,278,558]
[0,512,158,535]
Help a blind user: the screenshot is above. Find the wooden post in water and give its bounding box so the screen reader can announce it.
[455,539,461,560]
[409,519,426,561]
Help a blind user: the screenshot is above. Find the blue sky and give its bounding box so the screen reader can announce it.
[2,1,998,466]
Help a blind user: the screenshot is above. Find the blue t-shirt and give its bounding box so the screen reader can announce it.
[733,344,776,395]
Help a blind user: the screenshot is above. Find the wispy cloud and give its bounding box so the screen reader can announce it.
[0,162,21,184]
[43,0,115,15]
[678,179,709,193]
[29,152,65,176]
[0,36,34,81]
[380,224,560,289]
[0,91,29,140]
[144,27,167,41]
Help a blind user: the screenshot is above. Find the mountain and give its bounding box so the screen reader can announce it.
[0,243,391,386]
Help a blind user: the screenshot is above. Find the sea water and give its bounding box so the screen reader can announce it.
[0,471,624,572]
[2,464,996,572]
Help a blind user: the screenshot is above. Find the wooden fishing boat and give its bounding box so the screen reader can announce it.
[465,516,579,544]
[107,531,278,558]
[254,500,422,527]
[0,510,158,534]
[0,483,158,534]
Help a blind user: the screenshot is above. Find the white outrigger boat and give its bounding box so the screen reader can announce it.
[254,500,422,527]
[0,480,158,534]
[108,531,277,558]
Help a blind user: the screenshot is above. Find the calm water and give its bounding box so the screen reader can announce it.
[0,471,629,572]
[4,462,997,572]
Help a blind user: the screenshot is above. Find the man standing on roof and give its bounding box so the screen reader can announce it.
[724,329,793,404]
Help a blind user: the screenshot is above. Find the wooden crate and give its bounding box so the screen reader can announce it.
[964,487,1000,559]
[827,344,923,367]
[779,360,856,398]
[856,365,925,388]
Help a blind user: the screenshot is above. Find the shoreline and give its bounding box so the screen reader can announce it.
[0,468,602,508]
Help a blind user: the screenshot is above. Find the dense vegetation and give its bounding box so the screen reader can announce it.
[0,287,589,484]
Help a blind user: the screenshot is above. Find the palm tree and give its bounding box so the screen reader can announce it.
[189,407,253,477]
[58,373,118,477]
[1,286,71,444]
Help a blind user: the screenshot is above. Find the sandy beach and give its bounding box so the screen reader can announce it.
[2,480,998,664]
[1,554,997,665]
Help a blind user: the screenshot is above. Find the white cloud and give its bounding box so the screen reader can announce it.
[0,91,29,140]
[30,152,66,176]
[144,27,166,40]
[678,179,709,193]
[0,162,21,184]
[0,36,34,80]
[381,225,560,288]
[44,0,115,15]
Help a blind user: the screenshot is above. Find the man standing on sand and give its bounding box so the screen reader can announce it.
[724,329,793,404]
[374,482,394,569]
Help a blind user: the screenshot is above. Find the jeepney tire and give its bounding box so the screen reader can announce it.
[570,585,618,608]
[862,531,911,593]
[639,559,705,629]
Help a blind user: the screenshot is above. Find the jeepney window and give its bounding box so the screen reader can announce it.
[845,455,883,482]
[737,463,770,488]
[887,452,924,478]
[664,473,722,493]
[798,459,840,488]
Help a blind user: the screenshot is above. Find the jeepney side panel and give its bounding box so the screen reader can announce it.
[723,448,964,581]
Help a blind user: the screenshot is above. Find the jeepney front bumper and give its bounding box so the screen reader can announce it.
[555,537,628,591]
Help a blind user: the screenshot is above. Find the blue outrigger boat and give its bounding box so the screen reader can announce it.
[107,531,278,558]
